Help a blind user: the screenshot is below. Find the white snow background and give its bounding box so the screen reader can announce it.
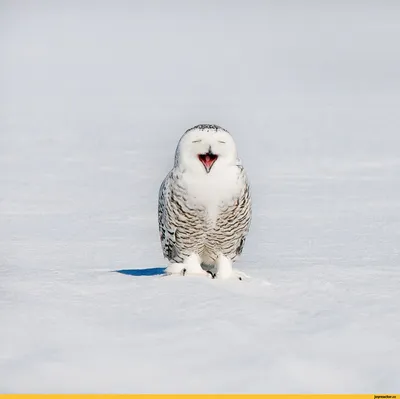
[1,0,400,393]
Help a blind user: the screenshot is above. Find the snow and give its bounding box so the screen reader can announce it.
[1,0,400,393]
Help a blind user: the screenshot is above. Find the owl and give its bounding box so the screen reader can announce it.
[158,124,251,279]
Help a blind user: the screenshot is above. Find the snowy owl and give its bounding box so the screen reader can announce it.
[158,124,251,279]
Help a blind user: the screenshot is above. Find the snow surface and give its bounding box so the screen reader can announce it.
[1,0,400,393]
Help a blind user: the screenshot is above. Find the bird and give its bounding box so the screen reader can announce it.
[158,124,251,279]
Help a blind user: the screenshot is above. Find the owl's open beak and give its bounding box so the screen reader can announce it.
[198,151,218,173]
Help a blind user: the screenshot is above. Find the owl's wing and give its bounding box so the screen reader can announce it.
[235,235,247,256]
[214,168,251,260]
[158,173,178,262]
[236,187,252,256]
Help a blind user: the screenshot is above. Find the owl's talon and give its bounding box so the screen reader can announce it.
[207,270,216,279]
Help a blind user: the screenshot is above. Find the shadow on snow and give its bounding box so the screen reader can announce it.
[114,267,166,277]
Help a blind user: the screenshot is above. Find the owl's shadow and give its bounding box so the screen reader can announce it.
[114,264,217,277]
[115,267,166,277]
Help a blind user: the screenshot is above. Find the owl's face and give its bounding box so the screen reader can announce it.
[175,125,238,174]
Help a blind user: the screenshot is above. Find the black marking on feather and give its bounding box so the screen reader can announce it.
[236,236,246,256]
[185,124,228,134]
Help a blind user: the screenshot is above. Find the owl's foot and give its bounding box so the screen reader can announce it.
[209,269,249,281]
[232,270,250,281]
[215,254,233,279]
[166,253,209,277]
[213,254,249,281]
[207,270,248,281]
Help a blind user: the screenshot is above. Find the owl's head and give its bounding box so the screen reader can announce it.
[174,124,238,174]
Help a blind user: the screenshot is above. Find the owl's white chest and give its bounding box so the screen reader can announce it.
[181,166,242,222]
